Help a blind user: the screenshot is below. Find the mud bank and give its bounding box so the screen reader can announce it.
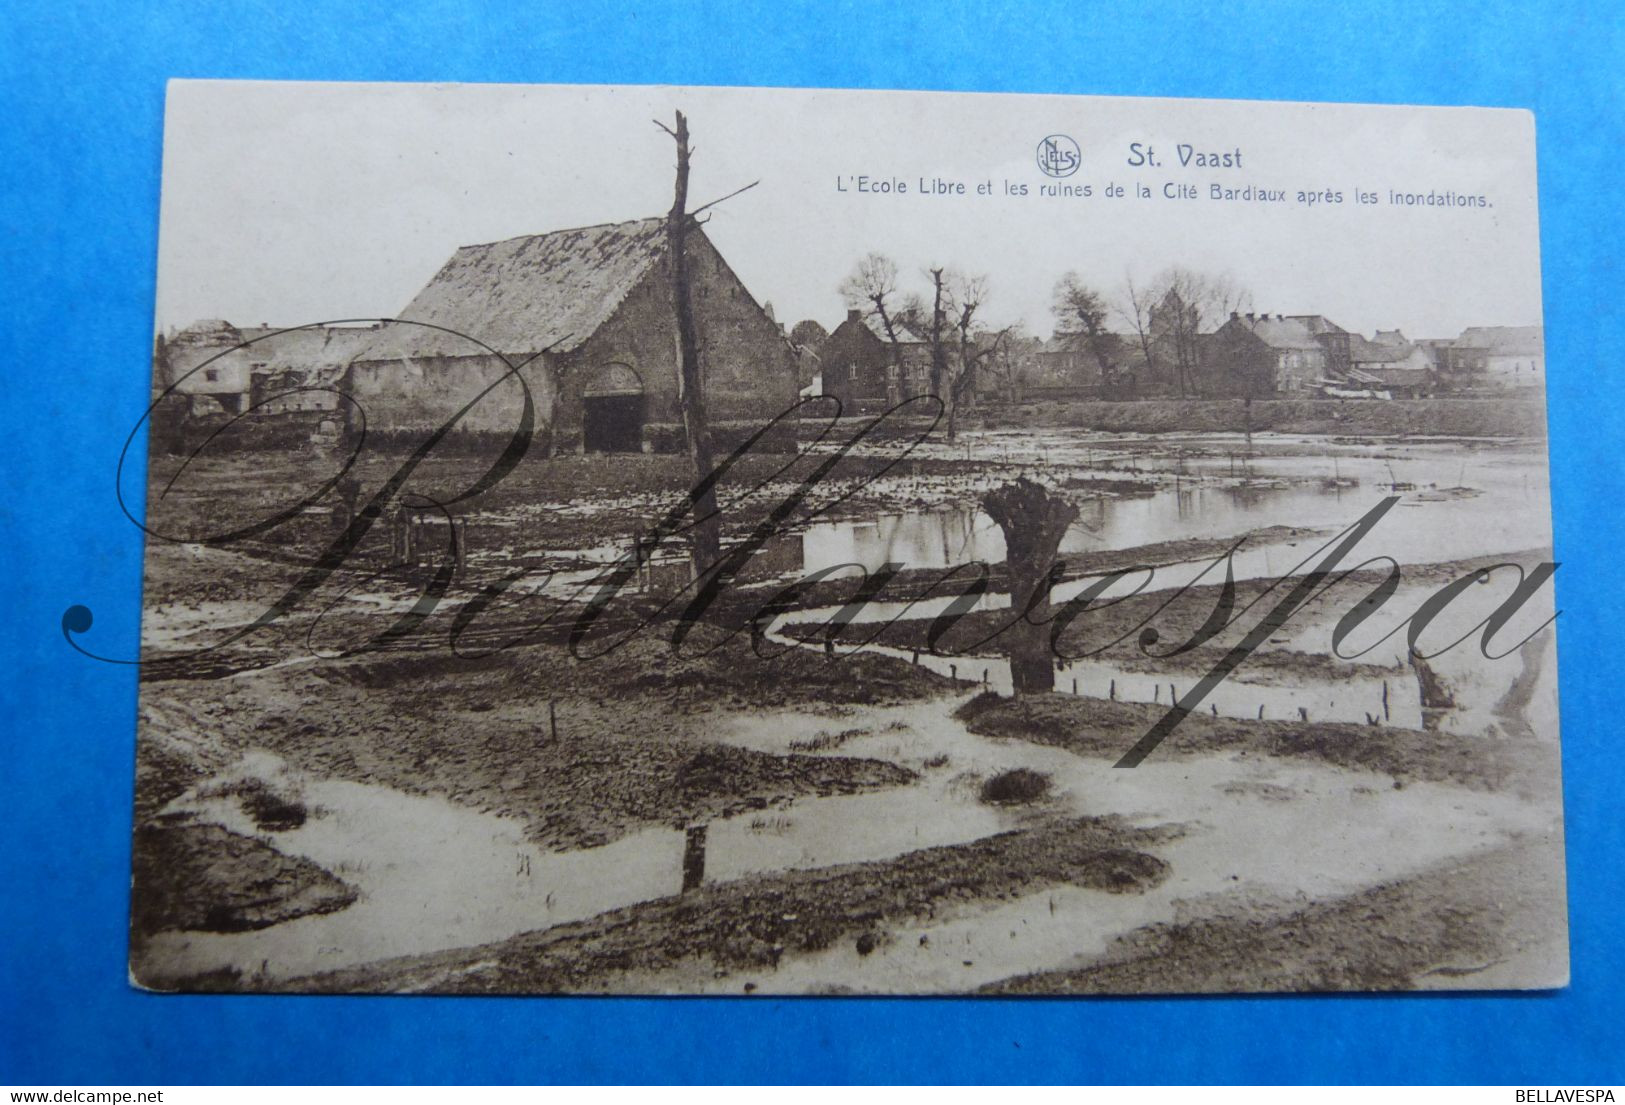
[969,397,1548,438]
[276,815,1173,995]
[130,823,357,944]
[953,692,1533,791]
[138,635,946,851]
[985,835,1567,993]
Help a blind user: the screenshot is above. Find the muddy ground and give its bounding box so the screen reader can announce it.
[130,413,1563,994]
[277,814,1177,995]
[132,822,357,939]
[137,635,949,853]
[952,691,1540,793]
[984,834,1567,994]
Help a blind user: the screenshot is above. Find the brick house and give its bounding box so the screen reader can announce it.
[818,308,937,413]
[1204,313,1338,396]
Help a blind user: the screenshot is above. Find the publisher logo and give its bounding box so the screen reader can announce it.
[1037,134,1080,177]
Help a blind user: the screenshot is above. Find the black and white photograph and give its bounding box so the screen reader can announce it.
[128,81,1565,996]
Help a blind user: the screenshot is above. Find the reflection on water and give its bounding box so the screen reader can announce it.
[799,445,1549,578]
[140,745,1021,984]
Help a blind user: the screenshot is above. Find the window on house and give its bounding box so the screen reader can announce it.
[204,368,220,382]
[848,364,858,380]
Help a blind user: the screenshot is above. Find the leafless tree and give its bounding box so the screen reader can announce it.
[1160,268,1205,398]
[981,326,1033,403]
[925,266,950,400]
[943,271,1011,440]
[1164,267,1252,397]
[1118,267,1251,398]
[652,111,761,575]
[653,110,721,578]
[1118,271,1164,396]
[839,252,912,394]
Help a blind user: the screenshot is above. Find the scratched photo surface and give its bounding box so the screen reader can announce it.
[126,81,1565,995]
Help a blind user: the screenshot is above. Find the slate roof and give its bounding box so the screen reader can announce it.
[1348,334,1421,365]
[1283,314,1347,336]
[1455,326,1544,356]
[1242,316,1324,351]
[358,217,672,360]
[263,325,382,384]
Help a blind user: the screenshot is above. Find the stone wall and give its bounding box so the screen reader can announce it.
[560,233,798,435]
[347,352,558,439]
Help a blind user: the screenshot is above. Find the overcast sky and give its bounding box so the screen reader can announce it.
[157,81,1543,341]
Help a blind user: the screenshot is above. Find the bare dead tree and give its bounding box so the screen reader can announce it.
[1119,270,1163,396]
[1151,267,1253,398]
[1161,269,1204,398]
[655,109,720,576]
[908,268,973,439]
[943,272,1004,440]
[926,266,950,400]
[981,326,1032,403]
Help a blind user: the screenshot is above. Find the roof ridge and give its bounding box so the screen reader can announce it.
[454,215,666,253]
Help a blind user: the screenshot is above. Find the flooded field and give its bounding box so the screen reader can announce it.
[131,424,1567,994]
[801,432,1549,578]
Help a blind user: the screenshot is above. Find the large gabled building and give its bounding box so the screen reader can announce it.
[347,216,799,451]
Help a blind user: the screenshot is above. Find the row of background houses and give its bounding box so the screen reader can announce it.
[806,305,1544,412]
[155,215,1546,453]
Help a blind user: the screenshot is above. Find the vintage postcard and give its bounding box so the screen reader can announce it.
[126,81,1565,995]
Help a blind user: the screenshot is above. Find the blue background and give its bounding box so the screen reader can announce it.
[3,0,1622,1085]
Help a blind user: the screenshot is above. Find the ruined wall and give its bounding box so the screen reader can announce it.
[347,353,558,440]
[160,339,258,409]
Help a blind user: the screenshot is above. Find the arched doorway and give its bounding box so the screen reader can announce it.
[582,362,645,453]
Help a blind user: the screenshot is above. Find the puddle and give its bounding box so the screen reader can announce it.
[140,739,1020,983]
[143,662,1550,989]
[691,697,1555,994]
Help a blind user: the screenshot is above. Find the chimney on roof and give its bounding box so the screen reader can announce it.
[1277,314,1285,321]
[847,308,862,323]
[1230,311,1239,321]
[1245,312,1255,322]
